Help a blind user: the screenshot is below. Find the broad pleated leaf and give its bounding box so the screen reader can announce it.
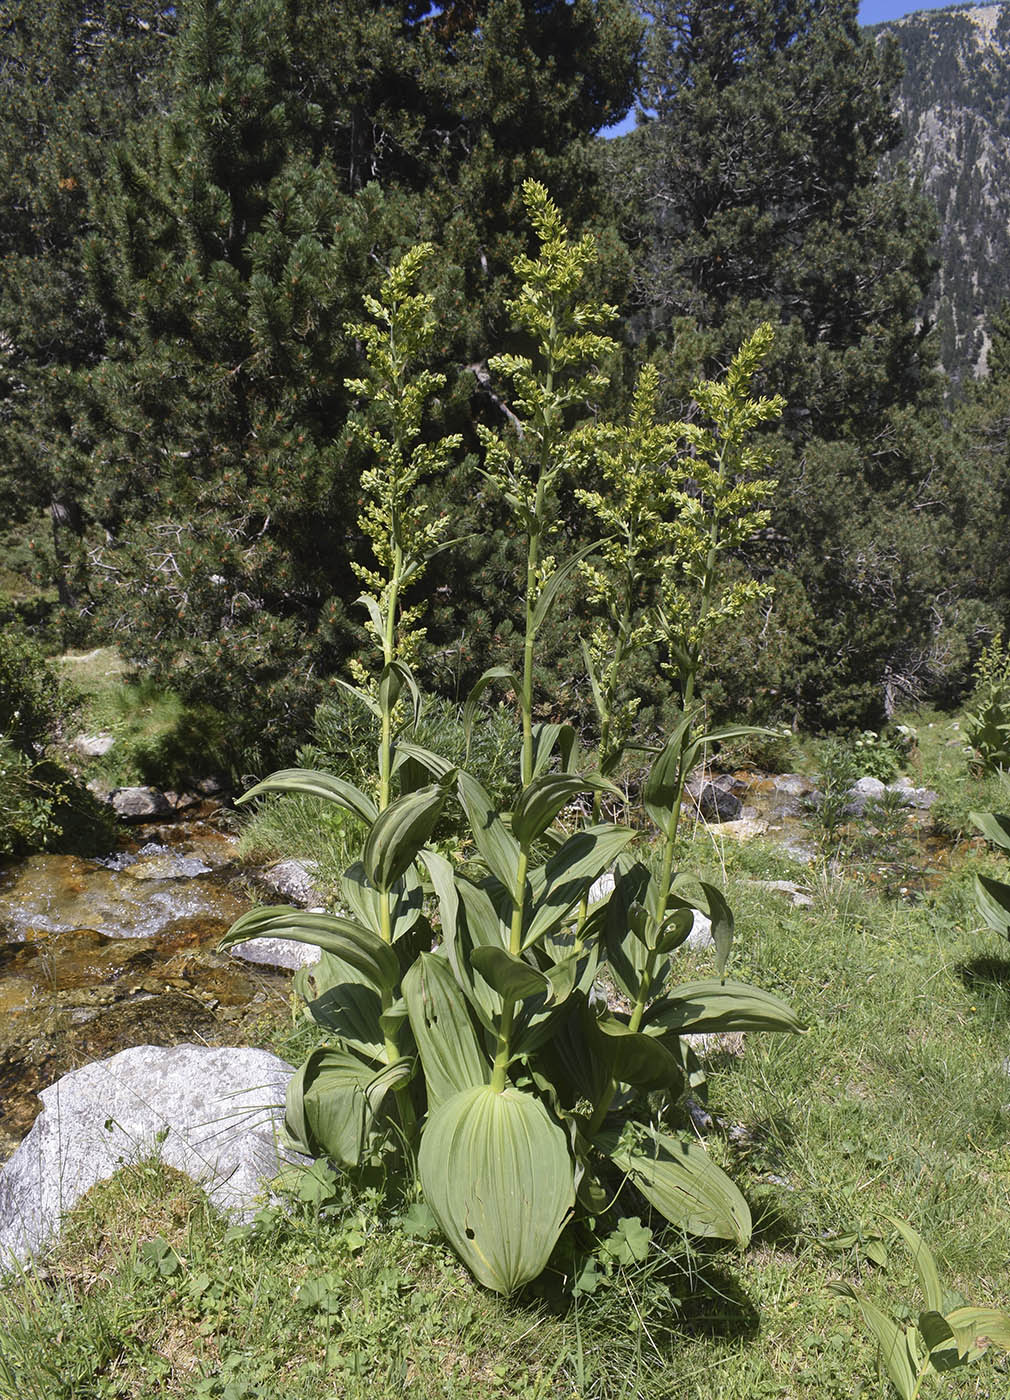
[294,951,385,1062]
[512,772,617,848]
[284,1046,373,1166]
[593,1014,683,1091]
[219,908,400,991]
[403,952,489,1108]
[419,1084,575,1293]
[364,780,452,892]
[341,861,424,943]
[644,980,807,1035]
[526,824,637,946]
[974,872,1010,937]
[457,770,522,892]
[945,1306,1010,1358]
[916,1311,963,1370]
[696,882,734,975]
[537,994,615,1108]
[236,767,377,825]
[600,1128,751,1247]
[470,946,552,1003]
[970,811,1010,852]
[393,740,457,780]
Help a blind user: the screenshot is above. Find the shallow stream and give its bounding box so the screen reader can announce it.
[0,804,292,1166]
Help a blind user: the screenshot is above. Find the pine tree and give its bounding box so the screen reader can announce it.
[70,0,640,765]
[0,0,175,626]
[607,0,946,726]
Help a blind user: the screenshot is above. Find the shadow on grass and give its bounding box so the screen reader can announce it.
[956,955,1010,996]
[534,1234,762,1346]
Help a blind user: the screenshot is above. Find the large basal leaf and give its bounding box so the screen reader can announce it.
[219,908,400,992]
[419,1084,575,1294]
[364,779,452,892]
[969,811,1010,853]
[235,767,377,825]
[284,1046,374,1166]
[644,980,807,1036]
[403,952,489,1109]
[511,771,617,848]
[599,1127,751,1247]
[974,871,1010,937]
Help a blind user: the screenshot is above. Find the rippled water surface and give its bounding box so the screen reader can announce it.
[0,808,291,1166]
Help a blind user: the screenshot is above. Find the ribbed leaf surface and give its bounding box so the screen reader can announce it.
[419,1085,575,1293]
[645,980,807,1035]
[235,767,377,824]
[600,1128,751,1246]
[403,953,489,1108]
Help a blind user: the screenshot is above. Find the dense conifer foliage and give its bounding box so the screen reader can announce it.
[607,0,955,727]
[1,0,1008,759]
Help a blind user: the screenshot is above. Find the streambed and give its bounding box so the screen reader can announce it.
[0,805,292,1167]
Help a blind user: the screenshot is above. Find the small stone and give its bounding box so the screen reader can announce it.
[111,786,173,821]
[73,732,115,757]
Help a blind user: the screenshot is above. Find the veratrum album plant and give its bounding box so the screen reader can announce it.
[221,183,805,1294]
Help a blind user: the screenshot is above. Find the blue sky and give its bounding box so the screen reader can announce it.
[858,0,954,23]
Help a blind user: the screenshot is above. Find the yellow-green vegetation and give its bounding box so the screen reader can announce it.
[3,830,1010,1398]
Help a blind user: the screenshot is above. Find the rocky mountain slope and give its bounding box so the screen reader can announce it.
[875,3,1010,385]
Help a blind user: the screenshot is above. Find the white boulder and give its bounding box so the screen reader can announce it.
[0,1044,296,1272]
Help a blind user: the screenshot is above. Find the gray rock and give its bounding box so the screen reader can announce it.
[748,879,814,908]
[688,777,744,823]
[74,732,115,757]
[895,785,938,810]
[0,1044,296,1272]
[261,859,323,907]
[110,786,173,821]
[843,776,886,817]
[230,936,321,972]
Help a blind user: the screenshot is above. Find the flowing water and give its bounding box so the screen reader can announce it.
[0,804,292,1166]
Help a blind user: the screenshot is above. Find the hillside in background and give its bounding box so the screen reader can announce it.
[876,2,1010,386]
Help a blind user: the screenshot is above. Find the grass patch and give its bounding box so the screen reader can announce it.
[4,829,1010,1398]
